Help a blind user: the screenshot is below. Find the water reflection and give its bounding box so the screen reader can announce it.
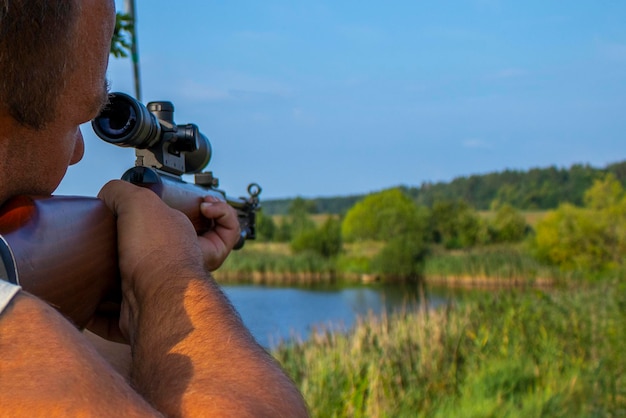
[222,283,452,348]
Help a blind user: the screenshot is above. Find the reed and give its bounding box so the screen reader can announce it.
[216,244,339,284]
[423,245,566,286]
[218,242,580,286]
[273,282,626,417]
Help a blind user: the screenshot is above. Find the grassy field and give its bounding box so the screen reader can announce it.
[272,282,626,417]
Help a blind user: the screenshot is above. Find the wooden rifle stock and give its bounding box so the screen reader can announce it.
[0,196,118,329]
[0,176,257,328]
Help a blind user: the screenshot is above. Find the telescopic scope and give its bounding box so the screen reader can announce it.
[92,92,212,174]
[92,92,161,149]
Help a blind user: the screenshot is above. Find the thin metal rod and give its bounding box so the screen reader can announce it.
[125,0,142,101]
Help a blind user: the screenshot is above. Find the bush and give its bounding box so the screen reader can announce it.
[291,217,343,259]
[370,233,429,281]
[342,188,430,243]
[490,203,528,243]
[431,199,486,249]
[531,175,626,273]
[255,211,277,241]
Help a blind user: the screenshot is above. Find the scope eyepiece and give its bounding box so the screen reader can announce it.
[92,92,161,149]
[93,92,213,175]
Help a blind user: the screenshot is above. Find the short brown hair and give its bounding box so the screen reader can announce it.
[0,0,77,129]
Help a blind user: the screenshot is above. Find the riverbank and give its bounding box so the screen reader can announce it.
[216,270,556,288]
[216,242,568,287]
[424,274,555,288]
[215,243,564,288]
[271,281,626,417]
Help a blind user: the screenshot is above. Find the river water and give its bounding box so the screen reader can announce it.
[222,283,455,348]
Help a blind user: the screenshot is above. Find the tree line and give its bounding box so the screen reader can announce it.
[255,189,530,281]
[262,160,626,215]
[252,171,626,282]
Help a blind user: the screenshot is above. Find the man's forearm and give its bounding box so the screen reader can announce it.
[128,273,308,418]
[0,292,161,417]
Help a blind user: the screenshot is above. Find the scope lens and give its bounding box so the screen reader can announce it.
[94,102,137,140]
[93,92,161,148]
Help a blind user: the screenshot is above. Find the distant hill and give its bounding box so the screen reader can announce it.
[261,160,626,216]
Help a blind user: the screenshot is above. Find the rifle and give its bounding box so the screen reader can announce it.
[0,92,261,328]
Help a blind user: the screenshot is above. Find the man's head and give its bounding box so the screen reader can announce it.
[0,1,77,129]
[0,0,115,201]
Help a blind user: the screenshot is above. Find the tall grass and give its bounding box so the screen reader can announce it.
[220,242,561,286]
[423,245,568,286]
[273,282,626,417]
[216,244,338,284]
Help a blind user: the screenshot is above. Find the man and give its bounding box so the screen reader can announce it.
[0,1,308,416]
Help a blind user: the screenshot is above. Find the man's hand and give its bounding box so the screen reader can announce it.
[198,195,241,271]
[88,180,239,343]
[90,180,308,418]
[88,180,201,343]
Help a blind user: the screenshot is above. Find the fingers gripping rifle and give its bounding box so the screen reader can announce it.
[92,92,262,249]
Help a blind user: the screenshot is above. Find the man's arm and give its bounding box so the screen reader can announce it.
[98,180,308,417]
[0,292,161,417]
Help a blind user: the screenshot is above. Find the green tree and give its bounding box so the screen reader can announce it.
[291,217,343,258]
[341,188,429,242]
[287,197,316,238]
[274,198,316,242]
[532,175,626,272]
[431,199,485,249]
[583,173,623,210]
[111,13,133,57]
[288,197,318,215]
[532,204,611,271]
[255,211,276,242]
[274,219,293,242]
[490,204,528,243]
[586,175,626,266]
[370,233,428,281]
[341,189,430,280]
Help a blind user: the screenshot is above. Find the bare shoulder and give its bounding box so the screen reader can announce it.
[0,293,161,417]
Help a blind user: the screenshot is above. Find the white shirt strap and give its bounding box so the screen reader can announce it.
[0,279,21,315]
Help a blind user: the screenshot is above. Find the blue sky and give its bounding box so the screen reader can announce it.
[57,0,626,200]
